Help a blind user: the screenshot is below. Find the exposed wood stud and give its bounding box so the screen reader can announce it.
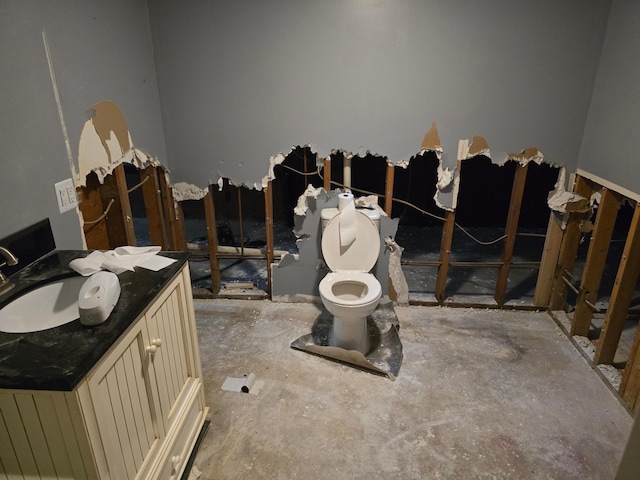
[237,187,245,256]
[174,201,188,251]
[384,163,395,217]
[265,181,275,297]
[158,171,181,251]
[114,164,136,246]
[323,158,331,191]
[495,163,529,306]
[79,172,110,250]
[203,188,221,294]
[97,168,130,248]
[594,202,640,365]
[549,175,594,310]
[139,166,168,249]
[435,210,456,304]
[571,187,622,337]
[620,326,640,408]
[533,213,564,307]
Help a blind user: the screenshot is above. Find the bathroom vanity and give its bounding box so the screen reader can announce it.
[0,251,208,479]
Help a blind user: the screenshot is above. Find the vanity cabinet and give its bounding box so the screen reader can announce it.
[0,263,207,479]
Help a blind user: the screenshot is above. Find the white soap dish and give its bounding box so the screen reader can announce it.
[78,271,121,326]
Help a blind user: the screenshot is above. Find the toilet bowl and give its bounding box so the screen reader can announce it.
[318,206,382,354]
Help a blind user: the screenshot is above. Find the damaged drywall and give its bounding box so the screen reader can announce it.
[77,101,164,186]
[271,189,400,302]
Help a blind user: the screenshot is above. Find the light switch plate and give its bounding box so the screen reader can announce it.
[54,178,77,213]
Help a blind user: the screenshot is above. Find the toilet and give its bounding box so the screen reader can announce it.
[319,197,382,354]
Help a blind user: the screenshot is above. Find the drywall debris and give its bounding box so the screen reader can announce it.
[77,101,134,185]
[171,181,208,202]
[507,147,545,166]
[436,164,455,190]
[468,136,491,157]
[420,122,442,157]
[262,152,287,189]
[385,238,409,305]
[547,167,589,214]
[293,184,325,216]
[75,101,167,187]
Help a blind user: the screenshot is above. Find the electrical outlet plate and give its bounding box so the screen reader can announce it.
[54,178,77,213]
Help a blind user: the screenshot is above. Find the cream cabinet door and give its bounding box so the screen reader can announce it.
[145,273,199,435]
[86,321,161,479]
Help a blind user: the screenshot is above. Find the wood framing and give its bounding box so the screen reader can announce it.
[139,166,168,249]
[549,175,595,311]
[113,164,136,246]
[158,171,186,251]
[620,329,640,412]
[533,213,564,307]
[265,181,275,296]
[594,202,640,365]
[495,163,529,305]
[571,187,622,336]
[203,188,221,294]
[435,210,456,304]
[323,158,331,191]
[79,172,111,250]
[384,163,395,216]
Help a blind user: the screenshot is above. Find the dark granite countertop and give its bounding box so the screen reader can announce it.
[0,250,190,391]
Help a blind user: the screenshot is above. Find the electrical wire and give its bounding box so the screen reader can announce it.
[276,156,547,246]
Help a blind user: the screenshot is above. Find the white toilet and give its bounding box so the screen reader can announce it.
[319,198,382,354]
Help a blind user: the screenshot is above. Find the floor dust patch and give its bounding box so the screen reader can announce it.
[290,302,403,379]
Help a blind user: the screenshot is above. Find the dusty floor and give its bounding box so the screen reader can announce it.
[188,299,632,479]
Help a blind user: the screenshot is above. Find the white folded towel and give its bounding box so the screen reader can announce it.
[69,246,173,276]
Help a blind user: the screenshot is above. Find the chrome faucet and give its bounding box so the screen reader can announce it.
[0,246,18,295]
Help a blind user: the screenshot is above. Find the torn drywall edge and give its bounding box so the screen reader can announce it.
[385,238,409,305]
[171,181,208,202]
[547,166,589,218]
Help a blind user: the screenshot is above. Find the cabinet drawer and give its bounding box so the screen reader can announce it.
[155,385,206,480]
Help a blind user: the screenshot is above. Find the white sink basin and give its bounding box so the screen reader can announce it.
[0,276,87,333]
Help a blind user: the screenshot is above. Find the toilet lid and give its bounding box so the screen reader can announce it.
[322,211,380,272]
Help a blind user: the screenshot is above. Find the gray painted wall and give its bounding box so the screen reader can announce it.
[578,0,640,195]
[148,0,611,188]
[0,0,166,248]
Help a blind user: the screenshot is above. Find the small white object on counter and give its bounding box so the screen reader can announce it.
[78,271,121,326]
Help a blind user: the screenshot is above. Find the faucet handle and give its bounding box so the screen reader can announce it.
[0,246,18,266]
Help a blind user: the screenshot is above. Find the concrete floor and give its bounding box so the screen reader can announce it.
[188,299,632,479]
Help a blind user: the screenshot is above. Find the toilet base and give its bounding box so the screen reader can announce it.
[290,301,403,380]
[330,315,369,355]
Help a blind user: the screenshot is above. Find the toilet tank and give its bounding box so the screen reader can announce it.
[320,207,381,232]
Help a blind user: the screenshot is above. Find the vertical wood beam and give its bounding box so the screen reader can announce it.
[98,169,129,248]
[533,213,564,307]
[495,163,529,305]
[158,170,182,250]
[139,166,168,249]
[323,158,331,192]
[571,187,622,336]
[384,163,395,217]
[79,172,110,250]
[549,175,595,310]
[237,187,244,255]
[620,327,640,410]
[113,164,136,246]
[173,201,187,251]
[203,188,221,294]
[435,210,456,304]
[264,181,275,297]
[594,202,640,365]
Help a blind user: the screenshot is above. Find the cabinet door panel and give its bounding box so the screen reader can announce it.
[146,279,193,429]
[88,327,160,479]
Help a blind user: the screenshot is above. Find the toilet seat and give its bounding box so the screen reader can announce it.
[321,211,380,272]
[319,271,381,306]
